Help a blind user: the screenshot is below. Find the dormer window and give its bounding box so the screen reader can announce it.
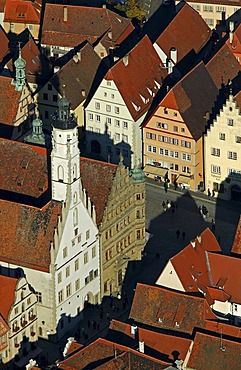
[17,12,25,18]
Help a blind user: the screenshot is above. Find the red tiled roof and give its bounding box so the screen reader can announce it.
[109,319,192,362]
[156,3,211,62]
[226,24,241,56]
[231,216,241,254]
[129,283,217,335]
[41,4,133,48]
[0,25,9,62]
[168,228,221,294]
[0,0,5,12]
[0,75,21,125]
[50,42,102,110]
[105,35,167,121]
[59,337,169,369]
[4,0,40,24]
[0,275,18,320]
[7,38,50,77]
[187,332,241,370]
[0,199,61,272]
[155,62,219,140]
[206,286,231,302]
[80,157,117,226]
[0,139,48,198]
[206,44,241,89]
[208,252,241,304]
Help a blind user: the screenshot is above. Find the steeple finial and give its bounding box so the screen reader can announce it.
[11,41,26,91]
[52,85,77,129]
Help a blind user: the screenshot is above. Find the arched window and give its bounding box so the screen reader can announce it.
[73,164,77,181]
[91,140,101,154]
[73,192,78,204]
[58,165,64,182]
[73,208,78,226]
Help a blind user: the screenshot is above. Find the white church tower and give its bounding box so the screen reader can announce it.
[51,90,100,337]
[51,90,80,202]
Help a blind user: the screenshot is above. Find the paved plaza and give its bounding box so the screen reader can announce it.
[37,178,241,366]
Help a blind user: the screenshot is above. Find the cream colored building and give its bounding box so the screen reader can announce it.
[100,162,146,297]
[176,0,241,28]
[204,92,241,201]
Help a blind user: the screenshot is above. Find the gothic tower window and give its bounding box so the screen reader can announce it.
[73,191,78,204]
[73,163,77,180]
[73,208,78,226]
[58,165,64,182]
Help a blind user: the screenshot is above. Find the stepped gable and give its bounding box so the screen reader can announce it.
[106,35,167,121]
[0,275,18,320]
[41,4,133,48]
[155,2,211,61]
[0,199,61,272]
[169,228,221,293]
[80,157,117,226]
[206,43,241,89]
[231,216,241,255]
[0,76,22,125]
[0,139,48,198]
[160,62,218,140]
[4,0,40,24]
[58,337,168,369]
[129,283,217,335]
[187,332,241,370]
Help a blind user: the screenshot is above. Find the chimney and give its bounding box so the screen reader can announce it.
[197,235,202,244]
[102,4,106,8]
[77,51,81,61]
[170,47,177,64]
[139,340,144,353]
[63,6,68,22]
[131,325,137,336]
[123,54,129,66]
[190,240,196,248]
[72,55,79,63]
[81,89,86,97]
[54,66,60,73]
[108,30,112,40]
[229,21,234,44]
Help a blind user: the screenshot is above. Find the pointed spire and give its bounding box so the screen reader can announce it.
[12,42,26,91]
[52,85,76,129]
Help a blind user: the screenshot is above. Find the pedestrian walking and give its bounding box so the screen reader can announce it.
[162,201,166,210]
[174,179,178,190]
[182,231,186,240]
[207,188,211,199]
[212,189,215,197]
[164,182,168,193]
[176,229,180,239]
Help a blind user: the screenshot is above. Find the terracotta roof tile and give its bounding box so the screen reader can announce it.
[187,332,241,369]
[80,157,117,226]
[0,75,22,125]
[50,42,102,110]
[41,4,133,48]
[106,35,167,121]
[0,139,48,198]
[59,337,169,369]
[231,216,241,255]
[0,25,9,62]
[108,319,192,363]
[0,275,18,320]
[156,3,211,62]
[4,0,40,24]
[208,252,241,304]
[206,44,241,89]
[0,199,61,271]
[129,283,217,335]
[159,62,219,140]
[0,0,5,12]
[168,228,221,293]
